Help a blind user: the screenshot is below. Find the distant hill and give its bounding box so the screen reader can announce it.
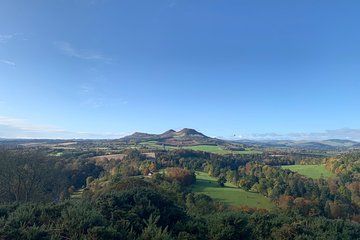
[121,128,224,146]
[234,139,360,150]
[322,139,359,147]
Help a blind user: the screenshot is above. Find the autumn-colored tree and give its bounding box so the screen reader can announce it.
[164,167,196,186]
[278,195,294,209]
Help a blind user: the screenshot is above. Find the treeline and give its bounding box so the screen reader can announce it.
[154,149,360,222]
[1,148,360,239]
[98,149,360,222]
[0,149,103,203]
[262,151,327,165]
[1,177,360,240]
[235,163,359,220]
[326,152,360,214]
[155,149,325,169]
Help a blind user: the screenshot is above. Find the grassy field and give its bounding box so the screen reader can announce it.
[49,152,65,157]
[139,141,177,150]
[281,164,334,179]
[140,142,261,155]
[71,188,84,199]
[184,145,262,155]
[191,172,274,209]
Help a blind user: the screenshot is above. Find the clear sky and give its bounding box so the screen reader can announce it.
[0,0,360,139]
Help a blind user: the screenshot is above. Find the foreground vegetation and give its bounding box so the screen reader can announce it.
[1,144,360,239]
[0,178,359,240]
[281,164,334,179]
[192,172,274,209]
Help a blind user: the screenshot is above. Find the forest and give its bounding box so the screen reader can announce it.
[0,142,360,239]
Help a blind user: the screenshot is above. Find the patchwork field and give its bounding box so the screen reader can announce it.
[281,164,334,179]
[184,145,262,155]
[139,141,177,150]
[140,142,261,155]
[191,172,274,209]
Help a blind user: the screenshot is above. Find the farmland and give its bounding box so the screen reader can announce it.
[140,142,262,155]
[184,145,262,155]
[191,172,274,209]
[281,164,334,179]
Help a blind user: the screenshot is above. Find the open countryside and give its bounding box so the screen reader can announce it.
[192,172,274,209]
[281,164,334,179]
[184,145,262,155]
[2,1,360,239]
[140,142,261,155]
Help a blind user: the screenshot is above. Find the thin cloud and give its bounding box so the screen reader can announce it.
[0,33,22,44]
[0,116,126,139]
[229,128,360,141]
[81,98,104,108]
[54,41,111,61]
[79,81,128,108]
[81,97,128,109]
[0,116,66,134]
[0,59,16,67]
[79,83,95,94]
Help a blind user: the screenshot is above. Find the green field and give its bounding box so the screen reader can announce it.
[192,172,274,209]
[71,188,84,199]
[281,164,334,179]
[184,145,262,155]
[49,152,65,157]
[139,141,177,150]
[139,142,261,155]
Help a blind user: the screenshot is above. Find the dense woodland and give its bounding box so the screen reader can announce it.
[1,146,360,239]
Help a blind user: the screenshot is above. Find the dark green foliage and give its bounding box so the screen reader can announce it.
[217,175,227,187]
[207,212,250,240]
[95,184,186,233]
[185,193,216,215]
[1,147,360,239]
[1,182,360,239]
[60,202,106,237]
[138,215,173,240]
[246,211,360,240]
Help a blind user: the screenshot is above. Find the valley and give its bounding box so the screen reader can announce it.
[1,128,360,239]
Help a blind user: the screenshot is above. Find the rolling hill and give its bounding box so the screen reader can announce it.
[234,139,360,150]
[121,128,225,146]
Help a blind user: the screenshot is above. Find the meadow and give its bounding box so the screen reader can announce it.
[191,172,274,209]
[281,164,334,179]
[184,145,262,155]
[140,142,261,155]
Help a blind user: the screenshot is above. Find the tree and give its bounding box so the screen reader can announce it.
[0,149,67,203]
[217,176,227,187]
[164,167,196,186]
[139,215,173,240]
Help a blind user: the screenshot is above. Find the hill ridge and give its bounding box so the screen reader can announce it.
[121,128,222,146]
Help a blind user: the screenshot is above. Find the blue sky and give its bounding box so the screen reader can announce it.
[0,0,360,139]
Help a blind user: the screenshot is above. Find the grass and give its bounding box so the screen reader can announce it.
[281,164,334,179]
[49,152,64,157]
[71,188,84,199]
[139,141,177,150]
[191,172,274,209]
[184,145,262,155]
[139,142,262,155]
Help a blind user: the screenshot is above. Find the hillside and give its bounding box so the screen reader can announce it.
[234,139,360,151]
[121,128,225,146]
